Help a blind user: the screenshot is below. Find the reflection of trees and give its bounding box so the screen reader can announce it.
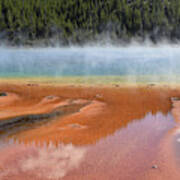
[0,85,178,146]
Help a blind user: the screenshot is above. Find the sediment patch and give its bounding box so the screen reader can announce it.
[0,96,91,137]
[0,83,177,145]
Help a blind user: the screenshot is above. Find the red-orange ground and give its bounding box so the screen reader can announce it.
[0,83,176,145]
[0,83,179,180]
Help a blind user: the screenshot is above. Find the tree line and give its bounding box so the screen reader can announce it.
[0,0,180,45]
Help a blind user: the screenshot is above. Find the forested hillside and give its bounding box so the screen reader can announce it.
[0,0,180,45]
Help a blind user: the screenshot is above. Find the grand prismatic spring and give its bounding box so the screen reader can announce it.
[1,46,180,180]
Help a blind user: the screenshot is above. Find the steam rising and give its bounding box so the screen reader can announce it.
[0,44,180,83]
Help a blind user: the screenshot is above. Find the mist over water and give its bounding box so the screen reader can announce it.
[0,45,180,83]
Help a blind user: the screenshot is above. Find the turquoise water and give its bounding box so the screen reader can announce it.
[0,46,180,82]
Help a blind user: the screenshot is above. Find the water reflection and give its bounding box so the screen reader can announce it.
[0,141,86,180]
[0,112,175,180]
[76,112,175,180]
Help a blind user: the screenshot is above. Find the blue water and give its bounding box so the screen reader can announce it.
[0,46,180,77]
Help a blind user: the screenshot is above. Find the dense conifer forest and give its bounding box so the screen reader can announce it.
[0,0,180,45]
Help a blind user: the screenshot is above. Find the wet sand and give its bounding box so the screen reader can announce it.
[0,82,180,179]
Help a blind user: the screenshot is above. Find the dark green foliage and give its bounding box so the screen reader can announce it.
[0,0,180,45]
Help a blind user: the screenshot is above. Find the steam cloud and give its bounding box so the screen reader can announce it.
[0,44,180,83]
